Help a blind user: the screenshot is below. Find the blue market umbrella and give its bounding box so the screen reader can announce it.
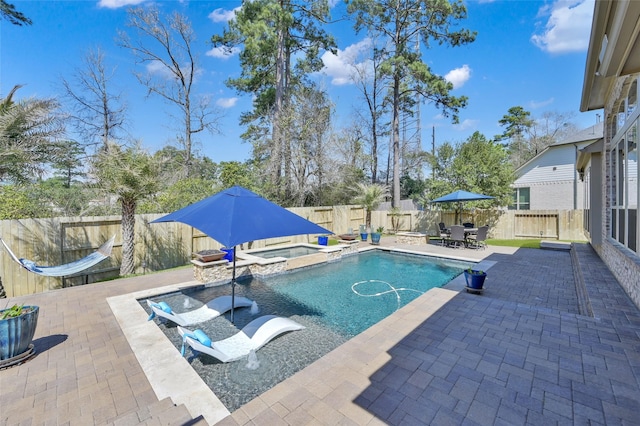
[431,190,494,203]
[152,186,332,321]
[431,190,494,225]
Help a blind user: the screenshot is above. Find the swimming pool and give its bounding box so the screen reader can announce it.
[144,249,471,411]
[245,244,322,259]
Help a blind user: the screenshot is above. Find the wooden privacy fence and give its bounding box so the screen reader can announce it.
[0,207,586,297]
[429,209,586,241]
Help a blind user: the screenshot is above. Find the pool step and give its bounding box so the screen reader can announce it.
[109,397,207,426]
[285,252,328,270]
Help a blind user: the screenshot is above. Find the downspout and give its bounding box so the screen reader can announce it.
[574,144,579,210]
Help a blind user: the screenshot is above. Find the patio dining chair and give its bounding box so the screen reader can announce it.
[467,225,489,249]
[438,222,450,246]
[448,225,466,248]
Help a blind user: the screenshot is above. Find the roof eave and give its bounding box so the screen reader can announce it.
[581,0,640,112]
[576,139,603,172]
[580,0,611,112]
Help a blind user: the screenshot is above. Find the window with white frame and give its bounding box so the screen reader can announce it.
[609,76,640,253]
[509,187,530,210]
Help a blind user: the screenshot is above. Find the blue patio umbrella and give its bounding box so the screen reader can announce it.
[152,186,332,322]
[430,190,494,203]
[431,190,494,224]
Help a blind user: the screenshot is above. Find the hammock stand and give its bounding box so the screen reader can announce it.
[0,235,116,278]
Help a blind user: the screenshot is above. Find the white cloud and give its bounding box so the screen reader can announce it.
[444,65,472,89]
[146,60,174,79]
[453,119,479,131]
[531,0,594,54]
[216,97,238,108]
[208,7,240,23]
[97,0,146,8]
[206,46,240,59]
[529,97,555,109]
[320,38,373,86]
[145,60,203,82]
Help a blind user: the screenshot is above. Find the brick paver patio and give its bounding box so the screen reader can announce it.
[1,239,639,425]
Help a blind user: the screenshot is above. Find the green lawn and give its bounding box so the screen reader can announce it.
[486,239,542,249]
[487,239,587,249]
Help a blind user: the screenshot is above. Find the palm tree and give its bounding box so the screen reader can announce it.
[92,142,161,275]
[1,85,64,183]
[352,182,390,229]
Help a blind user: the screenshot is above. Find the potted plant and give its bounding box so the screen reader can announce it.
[357,224,367,241]
[1,304,39,361]
[371,226,384,244]
[463,268,486,290]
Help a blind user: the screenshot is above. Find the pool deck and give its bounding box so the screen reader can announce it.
[2,238,640,425]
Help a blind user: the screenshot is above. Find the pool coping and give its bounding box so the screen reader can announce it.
[107,280,230,425]
[107,247,495,425]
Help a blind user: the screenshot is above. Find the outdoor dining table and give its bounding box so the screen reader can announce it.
[464,228,478,237]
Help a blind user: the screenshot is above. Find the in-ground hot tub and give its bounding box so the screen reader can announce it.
[244,244,323,259]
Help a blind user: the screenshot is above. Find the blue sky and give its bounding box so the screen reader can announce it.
[2,0,599,163]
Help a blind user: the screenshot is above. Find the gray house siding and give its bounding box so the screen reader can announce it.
[513,128,601,210]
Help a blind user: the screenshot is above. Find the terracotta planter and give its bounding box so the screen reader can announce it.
[193,250,226,262]
[0,305,39,360]
[338,234,356,241]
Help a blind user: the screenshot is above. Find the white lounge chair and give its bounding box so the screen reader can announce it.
[147,295,253,327]
[177,315,305,363]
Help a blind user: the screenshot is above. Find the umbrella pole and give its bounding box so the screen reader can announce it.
[230,245,237,323]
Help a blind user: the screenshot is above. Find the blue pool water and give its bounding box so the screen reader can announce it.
[263,250,468,336]
[144,250,471,411]
[248,245,321,259]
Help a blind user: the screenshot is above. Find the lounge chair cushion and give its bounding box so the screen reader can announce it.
[148,301,172,320]
[180,329,213,355]
[178,315,305,362]
[147,295,253,326]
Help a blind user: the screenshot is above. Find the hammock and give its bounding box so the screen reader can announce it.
[0,235,116,277]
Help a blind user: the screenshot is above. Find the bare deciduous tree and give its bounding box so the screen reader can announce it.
[528,111,578,156]
[280,84,332,206]
[118,6,220,177]
[349,38,389,183]
[61,47,127,152]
